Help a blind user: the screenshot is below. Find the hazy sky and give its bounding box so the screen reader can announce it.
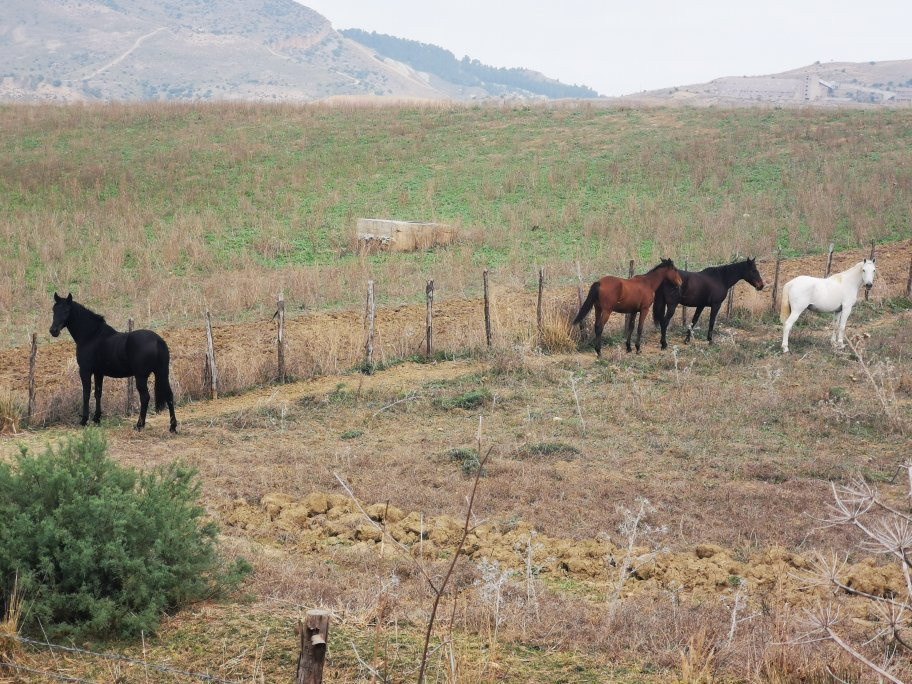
[300,0,911,96]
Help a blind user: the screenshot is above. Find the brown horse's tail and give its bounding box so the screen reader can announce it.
[573,281,600,324]
[779,281,792,324]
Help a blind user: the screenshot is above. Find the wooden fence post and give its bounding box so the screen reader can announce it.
[824,242,834,277]
[536,267,544,349]
[277,292,286,383]
[726,286,734,319]
[866,240,875,301]
[27,332,37,426]
[575,261,587,337]
[205,310,218,400]
[483,270,492,347]
[625,259,635,334]
[906,252,912,299]
[770,249,781,314]
[425,280,434,360]
[295,610,330,684]
[125,318,134,414]
[364,280,375,370]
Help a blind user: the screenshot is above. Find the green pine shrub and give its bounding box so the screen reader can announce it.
[0,429,249,640]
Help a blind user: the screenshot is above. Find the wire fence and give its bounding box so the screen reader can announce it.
[1,632,243,683]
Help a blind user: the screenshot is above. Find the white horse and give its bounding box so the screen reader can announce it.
[780,259,876,353]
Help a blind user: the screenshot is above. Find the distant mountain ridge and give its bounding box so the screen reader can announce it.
[341,29,599,99]
[0,0,599,103]
[621,59,912,106]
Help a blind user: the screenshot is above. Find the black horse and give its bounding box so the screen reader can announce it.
[652,258,764,348]
[49,293,177,432]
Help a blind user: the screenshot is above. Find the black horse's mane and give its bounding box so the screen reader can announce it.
[72,300,107,324]
[644,258,675,274]
[702,258,755,275]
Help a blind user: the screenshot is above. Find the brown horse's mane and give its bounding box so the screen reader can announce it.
[643,258,675,274]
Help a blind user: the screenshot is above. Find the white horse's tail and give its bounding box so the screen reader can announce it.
[779,281,792,323]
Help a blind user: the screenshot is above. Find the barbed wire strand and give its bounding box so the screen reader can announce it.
[0,661,97,683]
[1,633,242,684]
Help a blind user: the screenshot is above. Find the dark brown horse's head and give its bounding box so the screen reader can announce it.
[744,258,764,291]
[50,292,73,337]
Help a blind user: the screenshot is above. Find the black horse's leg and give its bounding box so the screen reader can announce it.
[135,375,150,431]
[92,372,104,424]
[79,368,91,426]
[687,306,705,343]
[706,304,722,344]
[635,308,647,353]
[662,301,679,350]
[167,388,177,433]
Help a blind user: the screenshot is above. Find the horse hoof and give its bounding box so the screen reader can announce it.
[170,424,178,433]
[134,424,144,432]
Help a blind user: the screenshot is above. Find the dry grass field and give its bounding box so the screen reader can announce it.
[1,239,911,681]
[1,103,912,682]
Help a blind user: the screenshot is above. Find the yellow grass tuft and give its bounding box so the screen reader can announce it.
[0,391,24,435]
[677,630,715,684]
[539,304,578,354]
[0,576,23,664]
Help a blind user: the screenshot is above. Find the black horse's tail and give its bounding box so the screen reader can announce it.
[153,339,173,412]
[652,284,667,327]
[573,281,600,325]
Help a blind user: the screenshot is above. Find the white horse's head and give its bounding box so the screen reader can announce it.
[861,258,876,291]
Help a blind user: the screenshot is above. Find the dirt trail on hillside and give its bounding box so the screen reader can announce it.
[2,240,909,418]
[177,357,484,424]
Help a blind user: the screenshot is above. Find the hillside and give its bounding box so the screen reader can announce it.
[341,29,599,99]
[623,58,912,106]
[2,103,910,346]
[0,0,598,102]
[0,0,449,102]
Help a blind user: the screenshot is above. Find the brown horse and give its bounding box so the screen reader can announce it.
[573,259,683,357]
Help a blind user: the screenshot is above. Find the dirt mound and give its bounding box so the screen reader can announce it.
[225,492,906,605]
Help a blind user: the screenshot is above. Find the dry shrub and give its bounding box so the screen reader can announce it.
[484,347,530,378]
[0,391,24,435]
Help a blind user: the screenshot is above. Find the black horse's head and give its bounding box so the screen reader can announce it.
[50,292,73,337]
[743,257,764,291]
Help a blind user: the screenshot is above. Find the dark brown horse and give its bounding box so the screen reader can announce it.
[652,258,764,348]
[573,259,683,357]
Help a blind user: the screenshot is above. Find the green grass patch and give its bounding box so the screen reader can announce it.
[434,388,492,411]
[445,447,484,475]
[518,442,581,459]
